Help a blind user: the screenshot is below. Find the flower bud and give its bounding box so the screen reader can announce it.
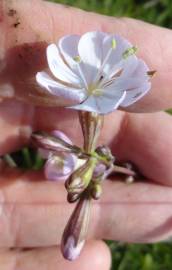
[61,194,91,260]
[31,132,80,154]
[67,192,80,203]
[96,145,114,162]
[65,157,97,195]
[90,183,102,200]
[93,163,107,178]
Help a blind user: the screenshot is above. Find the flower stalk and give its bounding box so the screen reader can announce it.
[79,111,103,153]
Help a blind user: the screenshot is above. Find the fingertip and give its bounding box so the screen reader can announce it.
[73,240,111,270]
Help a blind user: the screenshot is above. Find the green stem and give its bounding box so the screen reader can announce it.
[4,154,17,167]
[22,148,32,168]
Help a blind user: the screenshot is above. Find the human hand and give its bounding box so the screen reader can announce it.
[0,1,172,269]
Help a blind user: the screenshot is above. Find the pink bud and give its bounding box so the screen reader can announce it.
[61,194,91,260]
[93,163,107,178]
[62,236,85,261]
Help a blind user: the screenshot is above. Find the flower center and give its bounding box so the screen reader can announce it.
[87,83,103,97]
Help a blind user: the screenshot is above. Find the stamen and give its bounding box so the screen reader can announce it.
[73,56,81,63]
[87,84,103,97]
[73,56,88,89]
[147,70,156,77]
[102,79,115,88]
[100,68,123,88]
[111,38,116,49]
[122,46,137,59]
[93,37,116,83]
[92,88,103,96]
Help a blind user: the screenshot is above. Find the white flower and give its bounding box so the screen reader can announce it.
[36,31,151,114]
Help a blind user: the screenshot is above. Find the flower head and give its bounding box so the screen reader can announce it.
[36,31,152,114]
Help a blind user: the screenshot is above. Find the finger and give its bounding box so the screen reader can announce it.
[112,111,172,186]
[0,99,34,155]
[0,171,172,246]
[0,241,111,270]
[0,1,172,111]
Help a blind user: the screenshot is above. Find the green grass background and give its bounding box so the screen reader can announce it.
[15,1,172,269]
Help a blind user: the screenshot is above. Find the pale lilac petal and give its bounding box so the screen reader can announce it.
[132,59,149,76]
[120,81,151,107]
[58,35,80,68]
[77,32,107,85]
[47,44,81,86]
[36,72,86,104]
[45,153,77,182]
[121,58,149,78]
[69,91,126,114]
[78,31,106,69]
[68,95,97,113]
[119,59,151,106]
[110,76,148,92]
[52,130,73,145]
[94,91,126,114]
[102,34,134,75]
[119,56,138,78]
[93,163,106,178]
[58,35,96,86]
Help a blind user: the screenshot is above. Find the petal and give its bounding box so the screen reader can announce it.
[121,58,149,78]
[68,95,97,113]
[93,163,107,178]
[45,153,77,182]
[120,81,151,107]
[133,59,149,76]
[68,91,126,114]
[114,60,151,107]
[94,91,127,114]
[119,56,138,77]
[102,34,135,75]
[77,61,98,86]
[78,31,106,69]
[110,76,148,92]
[47,44,81,86]
[36,72,86,104]
[58,34,80,68]
[58,35,96,86]
[52,130,73,145]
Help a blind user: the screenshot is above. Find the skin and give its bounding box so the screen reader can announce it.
[0,0,172,269]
